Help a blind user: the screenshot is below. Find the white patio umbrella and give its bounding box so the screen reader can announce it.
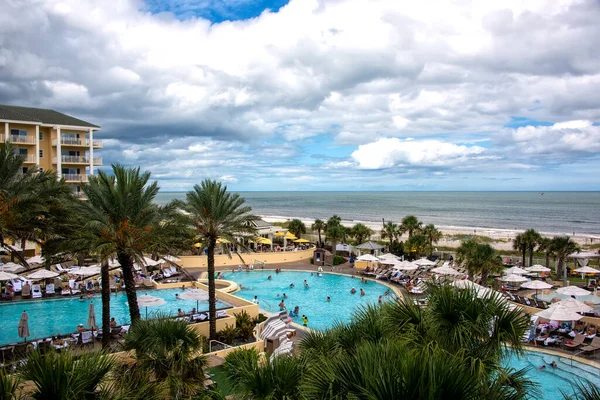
[162,255,181,263]
[357,254,380,262]
[26,255,45,265]
[556,286,591,296]
[573,266,600,274]
[137,294,166,319]
[393,261,419,271]
[0,271,19,281]
[525,265,551,273]
[451,280,493,298]
[179,289,209,311]
[18,311,30,342]
[26,269,59,280]
[431,265,461,275]
[414,257,436,266]
[520,280,553,296]
[0,262,25,273]
[71,266,102,277]
[378,253,400,262]
[549,298,594,314]
[504,266,528,275]
[501,274,529,283]
[535,305,583,322]
[87,302,97,329]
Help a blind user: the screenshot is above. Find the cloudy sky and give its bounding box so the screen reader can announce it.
[1,0,599,191]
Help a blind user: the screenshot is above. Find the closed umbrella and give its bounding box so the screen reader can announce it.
[137,294,166,319]
[556,286,590,296]
[26,269,59,280]
[18,311,30,342]
[0,262,24,273]
[520,280,553,296]
[87,302,97,329]
[535,305,583,322]
[179,289,209,311]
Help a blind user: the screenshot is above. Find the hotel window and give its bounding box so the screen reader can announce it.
[39,150,43,158]
[39,168,44,172]
[21,167,28,174]
[10,129,27,136]
[39,131,43,140]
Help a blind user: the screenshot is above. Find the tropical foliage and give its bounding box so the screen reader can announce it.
[185,179,258,339]
[550,236,580,283]
[310,219,325,247]
[537,237,553,268]
[287,219,306,238]
[457,239,503,284]
[423,223,442,255]
[404,232,428,257]
[349,222,373,244]
[513,233,527,267]
[522,228,542,267]
[400,215,422,238]
[380,221,399,248]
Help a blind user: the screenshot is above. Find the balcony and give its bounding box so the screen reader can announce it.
[53,156,103,165]
[22,155,36,163]
[10,135,36,144]
[62,174,87,183]
[93,157,102,165]
[72,192,87,200]
[51,138,103,148]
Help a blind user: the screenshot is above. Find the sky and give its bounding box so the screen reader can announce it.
[1,0,599,191]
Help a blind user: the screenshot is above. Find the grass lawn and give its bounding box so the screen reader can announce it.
[208,366,232,396]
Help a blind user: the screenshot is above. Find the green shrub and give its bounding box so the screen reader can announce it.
[218,325,238,345]
[333,255,346,265]
[309,257,314,264]
[253,313,268,325]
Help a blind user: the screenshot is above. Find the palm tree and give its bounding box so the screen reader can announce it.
[404,233,428,258]
[326,224,345,257]
[287,218,306,238]
[124,317,208,398]
[422,224,442,255]
[513,233,527,267]
[74,165,163,323]
[522,228,542,267]
[551,236,580,284]
[537,237,553,268]
[0,367,20,399]
[380,221,399,248]
[185,179,258,340]
[349,223,374,244]
[311,219,325,247]
[457,239,503,284]
[325,215,342,231]
[400,215,422,238]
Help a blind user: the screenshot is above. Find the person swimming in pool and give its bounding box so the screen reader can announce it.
[268,275,272,280]
[279,300,286,311]
[290,283,295,288]
[360,288,365,296]
[326,296,331,302]
[350,287,356,294]
[283,293,288,299]
[294,306,300,316]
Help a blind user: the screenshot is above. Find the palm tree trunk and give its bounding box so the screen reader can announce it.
[318,230,322,248]
[332,240,337,257]
[117,252,141,322]
[101,262,111,349]
[207,238,217,340]
[545,252,550,268]
[556,256,564,281]
[0,235,29,267]
[528,246,534,267]
[522,247,526,267]
[480,268,489,286]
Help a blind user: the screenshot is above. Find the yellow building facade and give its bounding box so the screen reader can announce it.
[0,105,101,196]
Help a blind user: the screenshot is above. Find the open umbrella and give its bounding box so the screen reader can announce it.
[71,266,102,277]
[0,271,19,281]
[414,258,436,266]
[216,238,231,244]
[556,286,591,296]
[573,266,600,275]
[357,254,380,262]
[504,266,528,275]
[18,311,29,342]
[162,255,181,263]
[535,305,584,321]
[26,269,59,280]
[26,255,45,265]
[137,294,166,319]
[293,238,310,243]
[431,265,461,276]
[451,280,493,298]
[87,302,97,329]
[525,265,551,273]
[0,262,24,273]
[179,289,209,311]
[520,280,553,296]
[549,298,593,314]
[284,232,297,240]
[501,274,529,283]
[393,261,419,271]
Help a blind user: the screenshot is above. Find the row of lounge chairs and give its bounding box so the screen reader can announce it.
[506,294,551,309]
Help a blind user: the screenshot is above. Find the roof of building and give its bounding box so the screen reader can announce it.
[0,105,100,128]
[355,241,384,250]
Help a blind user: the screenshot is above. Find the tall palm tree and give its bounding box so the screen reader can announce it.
[287,218,306,238]
[74,165,163,323]
[326,224,345,257]
[457,239,503,284]
[537,237,553,268]
[350,223,374,244]
[400,215,422,238]
[513,233,527,267]
[522,228,542,267]
[311,219,325,247]
[405,233,428,258]
[380,221,399,248]
[185,179,258,339]
[422,224,442,256]
[551,236,580,284]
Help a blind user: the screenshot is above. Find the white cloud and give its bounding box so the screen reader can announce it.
[351,138,486,169]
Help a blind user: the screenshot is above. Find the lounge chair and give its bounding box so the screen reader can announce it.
[564,333,586,350]
[169,266,180,276]
[45,283,55,296]
[55,264,68,274]
[271,338,294,358]
[162,268,172,278]
[61,286,71,295]
[69,280,81,294]
[21,283,31,299]
[31,284,42,299]
[580,337,600,355]
[80,331,94,347]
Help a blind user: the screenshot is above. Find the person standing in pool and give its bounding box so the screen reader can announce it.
[326,296,331,302]
[252,296,259,304]
[360,288,365,296]
[290,283,294,288]
[302,315,308,326]
[268,275,272,280]
[350,287,356,294]
[283,293,288,299]
[294,306,300,316]
[279,300,286,311]
[378,295,382,304]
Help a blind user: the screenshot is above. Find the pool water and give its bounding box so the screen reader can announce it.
[505,350,600,400]
[0,288,229,345]
[223,270,392,331]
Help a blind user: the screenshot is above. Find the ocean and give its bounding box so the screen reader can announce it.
[154,191,600,236]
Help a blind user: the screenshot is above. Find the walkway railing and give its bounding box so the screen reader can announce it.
[209,339,232,353]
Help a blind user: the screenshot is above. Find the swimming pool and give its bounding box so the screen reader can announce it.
[538,292,600,307]
[0,288,230,345]
[223,270,392,331]
[505,350,600,400]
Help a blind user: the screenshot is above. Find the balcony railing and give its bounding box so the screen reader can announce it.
[72,192,87,199]
[93,157,102,165]
[62,174,87,182]
[51,138,103,148]
[22,155,36,163]
[90,140,102,148]
[57,155,88,164]
[10,135,36,144]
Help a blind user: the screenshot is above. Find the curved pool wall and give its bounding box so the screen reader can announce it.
[505,350,600,400]
[221,270,394,331]
[0,288,229,345]
[538,291,600,307]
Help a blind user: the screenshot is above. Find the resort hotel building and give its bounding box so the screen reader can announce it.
[0,105,101,197]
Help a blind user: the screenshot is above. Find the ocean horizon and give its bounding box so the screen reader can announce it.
[155,191,600,236]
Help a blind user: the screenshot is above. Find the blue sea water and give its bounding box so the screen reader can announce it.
[222,270,392,331]
[0,288,229,345]
[154,191,600,236]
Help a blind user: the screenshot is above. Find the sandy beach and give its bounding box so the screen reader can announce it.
[262,216,598,252]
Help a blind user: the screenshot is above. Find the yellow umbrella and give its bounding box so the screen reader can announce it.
[274,231,285,237]
[294,238,309,243]
[193,243,203,248]
[216,238,231,244]
[284,232,297,240]
[258,238,272,245]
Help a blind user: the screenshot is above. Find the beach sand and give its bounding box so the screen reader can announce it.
[262,216,597,252]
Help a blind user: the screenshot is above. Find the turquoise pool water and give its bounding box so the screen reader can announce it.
[223,270,392,331]
[505,350,600,400]
[0,288,229,345]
